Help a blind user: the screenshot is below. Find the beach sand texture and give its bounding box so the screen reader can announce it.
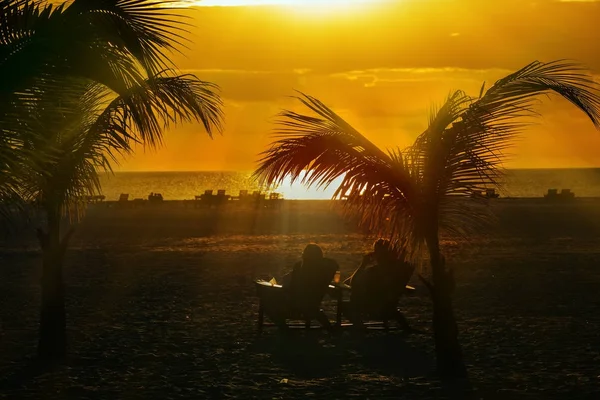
[1,199,600,399]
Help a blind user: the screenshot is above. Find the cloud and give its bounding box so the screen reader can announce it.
[331,67,513,87]
[118,0,600,171]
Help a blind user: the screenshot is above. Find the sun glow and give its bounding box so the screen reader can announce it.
[187,0,389,12]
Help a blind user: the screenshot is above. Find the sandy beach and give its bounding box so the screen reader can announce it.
[1,198,600,399]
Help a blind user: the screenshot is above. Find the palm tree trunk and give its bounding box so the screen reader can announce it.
[37,200,67,360]
[426,232,467,379]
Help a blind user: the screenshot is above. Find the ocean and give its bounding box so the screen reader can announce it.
[97,168,600,201]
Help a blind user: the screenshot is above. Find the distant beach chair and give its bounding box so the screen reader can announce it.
[193,191,206,207]
[471,189,499,199]
[148,192,164,203]
[485,189,499,198]
[117,194,130,207]
[250,191,265,209]
[199,189,215,207]
[233,190,251,207]
[560,189,575,199]
[266,192,284,209]
[215,189,230,206]
[85,195,105,203]
[545,188,574,201]
[544,189,558,200]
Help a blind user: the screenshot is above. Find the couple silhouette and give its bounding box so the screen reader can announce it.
[263,240,414,332]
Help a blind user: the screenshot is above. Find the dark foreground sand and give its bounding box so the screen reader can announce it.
[1,199,600,399]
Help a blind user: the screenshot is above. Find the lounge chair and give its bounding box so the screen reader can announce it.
[215,189,230,206]
[471,189,499,199]
[199,190,214,207]
[560,189,575,199]
[86,195,105,203]
[148,192,164,203]
[544,189,558,199]
[255,260,337,332]
[485,189,499,198]
[342,264,416,331]
[250,191,265,209]
[545,188,575,201]
[265,192,284,209]
[116,193,129,207]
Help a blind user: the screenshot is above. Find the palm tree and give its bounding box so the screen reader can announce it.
[254,61,600,378]
[0,0,224,360]
[0,0,195,217]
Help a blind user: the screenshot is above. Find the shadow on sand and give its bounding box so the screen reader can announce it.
[250,330,479,399]
[0,357,62,392]
[251,330,433,378]
[251,333,344,379]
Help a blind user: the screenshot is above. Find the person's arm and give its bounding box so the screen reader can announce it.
[281,261,301,287]
[346,253,374,285]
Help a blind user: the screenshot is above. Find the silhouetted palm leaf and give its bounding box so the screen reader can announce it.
[406,61,600,246]
[255,61,600,259]
[19,72,223,217]
[0,0,219,224]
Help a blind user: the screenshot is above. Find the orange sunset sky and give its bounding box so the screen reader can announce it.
[118,0,600,171]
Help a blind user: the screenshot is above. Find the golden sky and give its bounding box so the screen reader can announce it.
[118,0,600,171]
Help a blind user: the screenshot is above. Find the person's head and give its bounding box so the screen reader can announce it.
[302,243,324,264]
[373,239,394,264]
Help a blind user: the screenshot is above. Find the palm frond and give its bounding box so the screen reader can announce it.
[17,72,223,218]
[405,60,600,244]
[94,72,223,150]
[254,93,423,256]
[254,62,600,261]
[415,60,600,191]
[0,0,191,101]
[256,92,397,189]
[0,0,222,228]
[65,0,190,75]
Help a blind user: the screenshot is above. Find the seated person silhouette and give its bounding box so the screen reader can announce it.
[264,244,338,331]
[347,239,415,331]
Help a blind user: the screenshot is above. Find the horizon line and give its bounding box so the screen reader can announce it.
[110,167,600,173]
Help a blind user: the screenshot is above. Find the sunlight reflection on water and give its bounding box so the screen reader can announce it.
[99,171,342,200]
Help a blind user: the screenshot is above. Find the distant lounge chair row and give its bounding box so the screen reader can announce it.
[75,195,106,203]
[470,189,499,199]
[112,191,284,208]
[544,188,575,200]
[116,193,164,207]
[194,190,283,208]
